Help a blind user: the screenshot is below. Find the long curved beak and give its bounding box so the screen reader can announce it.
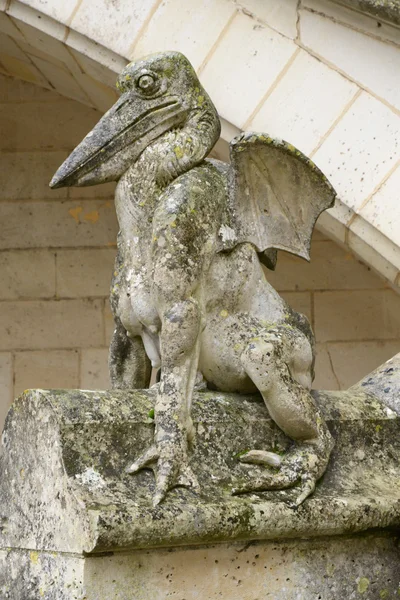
[50,93,187,188]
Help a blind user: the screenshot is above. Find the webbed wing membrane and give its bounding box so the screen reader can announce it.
[227,133,336,268]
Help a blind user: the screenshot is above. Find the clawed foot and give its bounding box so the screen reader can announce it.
[232,428,334,507]
[126,442,199,506]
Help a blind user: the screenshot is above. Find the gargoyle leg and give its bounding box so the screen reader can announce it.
[127,167,221,504]
[237,329,334,504]
[109,318,152,389]
[128,292,203,505]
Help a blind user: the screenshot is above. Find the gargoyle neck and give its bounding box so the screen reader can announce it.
[116,110,220,238]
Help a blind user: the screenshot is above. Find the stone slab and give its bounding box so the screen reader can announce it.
[2,531,400,600]
[1,356,400,556]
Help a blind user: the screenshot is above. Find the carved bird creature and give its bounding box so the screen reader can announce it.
[51,51,336,507]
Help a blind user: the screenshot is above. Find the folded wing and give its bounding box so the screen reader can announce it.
[227,133,336,269]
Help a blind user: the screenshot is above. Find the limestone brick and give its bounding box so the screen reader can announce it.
[0,72,61,101]
[70,0,160,58]
[11,0,76,25]
[0,199,118,249]
[56,248,116,298]
[72,72,118,112]
[199,11,297,127]
[68,181,116,199]
[0,12,25,41]
[248,50,358,155]
[357,164,400,260]
[28,55,91,104]
[14,349,79,396]
[313,93,400,212]
[311,229,329,242]
[0,31,28,61]
[0,151,69,199]
[303,0,400,46]
[348,217,400,285]
[313,341,400,391]
[267,240,385,292]
[299,8,400,110]
[0,101,101,151]
[314,290,400,342]
[65,29,128,77]
[10,19,75,69]
[313,344,340,390]
[325,340,400,389]
[0,52,51,87]
[0,249,55,299]
[236,0,299,39]
[7,1,67,42]
[68,47,121,89]
[80,347,109,390]
[131,0,236,71]
[0,299,104,350]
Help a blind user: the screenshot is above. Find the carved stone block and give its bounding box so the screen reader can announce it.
[1,356,400,598]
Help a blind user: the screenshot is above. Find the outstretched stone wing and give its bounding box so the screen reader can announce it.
[227,133,336,269]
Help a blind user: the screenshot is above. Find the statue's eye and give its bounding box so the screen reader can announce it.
[137,74,155,91]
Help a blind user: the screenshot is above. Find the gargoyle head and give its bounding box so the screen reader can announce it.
[50,51,221,188]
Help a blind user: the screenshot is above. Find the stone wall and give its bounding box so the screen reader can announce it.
[1,0,399,290]
[0,73,399,430]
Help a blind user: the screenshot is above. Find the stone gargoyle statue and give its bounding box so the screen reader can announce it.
[50,51,336,507]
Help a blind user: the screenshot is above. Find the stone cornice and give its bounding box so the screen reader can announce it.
[337,0,400,27]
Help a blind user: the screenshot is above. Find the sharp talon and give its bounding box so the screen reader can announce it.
[153,490,165,507]
[239,449,282,467]
[294,478,316,506]
[125,445,159,474]
[177,465,200,491]
[125,462,140,474]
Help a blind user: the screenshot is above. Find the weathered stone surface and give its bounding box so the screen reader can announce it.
[2,532,400,600]
[1,355,400,557]
[1,354,400,597]
[341,0,400,26]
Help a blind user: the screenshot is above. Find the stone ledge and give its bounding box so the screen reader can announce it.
[338,0,400,26]
[1,355,400,555]
[2,532,400,600]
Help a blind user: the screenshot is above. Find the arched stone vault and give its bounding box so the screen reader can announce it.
[0,0,399,288]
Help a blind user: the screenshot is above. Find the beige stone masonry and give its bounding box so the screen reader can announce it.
[200,11,297,126]
[80,347,110,390]
[131,0,237,71]
[56,248,116,298]
[0,0,399,287]
[0,249,55,299]
[266,240,385,292]
[0,199,118,248]
[0,100,100,151]
[247,50,359,155]
[0,151,69,199]
[299,7,400,110]
[313,340,400,390]
[314,289,400,342]
[14,349,79,396]
[0,299,104,350]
